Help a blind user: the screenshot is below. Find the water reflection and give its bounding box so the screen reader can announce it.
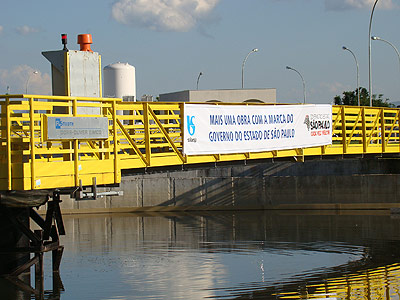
[271,262,400,299]
[3,210,400,299]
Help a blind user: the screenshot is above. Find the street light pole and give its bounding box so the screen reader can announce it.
[286,66,306,104]
[25,71,38,94]
[368,0,380,107]
[372,36,400,102]
[196,72,203,90]
[342,46,360,106]
[371,36,400,71]
[241,48,258,89]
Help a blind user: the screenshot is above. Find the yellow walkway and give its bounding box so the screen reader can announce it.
[1,94,399,190]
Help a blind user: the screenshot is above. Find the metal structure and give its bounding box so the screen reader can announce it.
[342,46,360,106]
[25,71,38,94]
[372,36,400,99]
[368,0,380,107]
[1,94,400,191]
[0,191,65,294]
[196,72,203,90]
[286,66,306,104]
[241,48,258,89]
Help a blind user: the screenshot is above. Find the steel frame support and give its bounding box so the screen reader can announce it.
[0,190,66,296]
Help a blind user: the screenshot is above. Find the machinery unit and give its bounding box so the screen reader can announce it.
[42,34,102,114]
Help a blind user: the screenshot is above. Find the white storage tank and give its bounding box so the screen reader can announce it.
[103,62,136,101]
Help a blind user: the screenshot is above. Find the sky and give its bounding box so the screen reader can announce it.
[0,0,399,104]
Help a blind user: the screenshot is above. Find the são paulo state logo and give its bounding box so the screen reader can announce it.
[303,115,310,131]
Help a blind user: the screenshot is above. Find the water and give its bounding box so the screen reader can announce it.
[3,210,400,299]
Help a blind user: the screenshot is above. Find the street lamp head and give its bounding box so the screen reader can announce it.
[25,70,39,94]
[371,36,380,41]
[286,66,292,70]
[252,48,258,52]
[342,46,348,50]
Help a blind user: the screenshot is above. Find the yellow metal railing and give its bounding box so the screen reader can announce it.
[0,94,399,191]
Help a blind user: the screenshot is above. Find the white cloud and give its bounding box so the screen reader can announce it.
[0,65,51,95]
[16,25,39,35]
[321,82,352,95]
[111,0,220,32]
[325,0,397,11]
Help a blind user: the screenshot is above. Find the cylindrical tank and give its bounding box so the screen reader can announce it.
[103,62,136,101]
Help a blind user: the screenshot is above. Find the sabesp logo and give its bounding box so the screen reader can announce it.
[187,116,196,136]
[55,118,74,129]
[304,115,310,131]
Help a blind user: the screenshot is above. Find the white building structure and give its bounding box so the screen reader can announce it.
[159,89,276,103]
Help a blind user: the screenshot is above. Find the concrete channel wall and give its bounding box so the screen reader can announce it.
[55,156,400,213]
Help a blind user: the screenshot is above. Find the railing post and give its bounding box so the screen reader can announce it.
[112,100,119,183]
[398,111,400,153]
[362,107,367,153]
[29,97,36,189]
[341,106,347,154]
[143,103,151,166]
[380,108,386,153]
[180,103,186,163]
[6,97,11,190]
[73,98,79,187]
[180,103,184,147]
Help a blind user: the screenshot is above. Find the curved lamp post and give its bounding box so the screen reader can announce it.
[371,36,400,70]
[25,71,38,94]
[368,0,380,107]
[372,36,400,102]
[196,72,203,90]
[241,48,258,89]
[342,46,360,106]
[286,66,306,104]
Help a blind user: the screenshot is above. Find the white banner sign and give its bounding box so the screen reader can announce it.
[183,104,332,155]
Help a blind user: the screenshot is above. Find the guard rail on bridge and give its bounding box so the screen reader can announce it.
[0,95,399,191]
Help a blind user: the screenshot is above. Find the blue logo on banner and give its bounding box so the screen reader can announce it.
[187,116,196,136]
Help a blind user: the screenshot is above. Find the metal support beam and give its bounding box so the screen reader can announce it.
[0,191,66,296]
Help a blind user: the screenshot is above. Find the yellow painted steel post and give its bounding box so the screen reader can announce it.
[6,97,11,190]
[112,100,119,183]
[143,103,151,166]
[180,103,186,163]
[362,108,367,153]
[398,112,400,153]
[180,103,184,142]
[73,98,77,115]
[341,107,347,154]
[380,108,386,153]
[73,98,79,187]
[29,97,36,189]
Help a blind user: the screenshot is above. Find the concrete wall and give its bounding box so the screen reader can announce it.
[55,157,400,213]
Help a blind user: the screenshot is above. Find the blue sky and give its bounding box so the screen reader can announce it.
[1,0,399,104]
